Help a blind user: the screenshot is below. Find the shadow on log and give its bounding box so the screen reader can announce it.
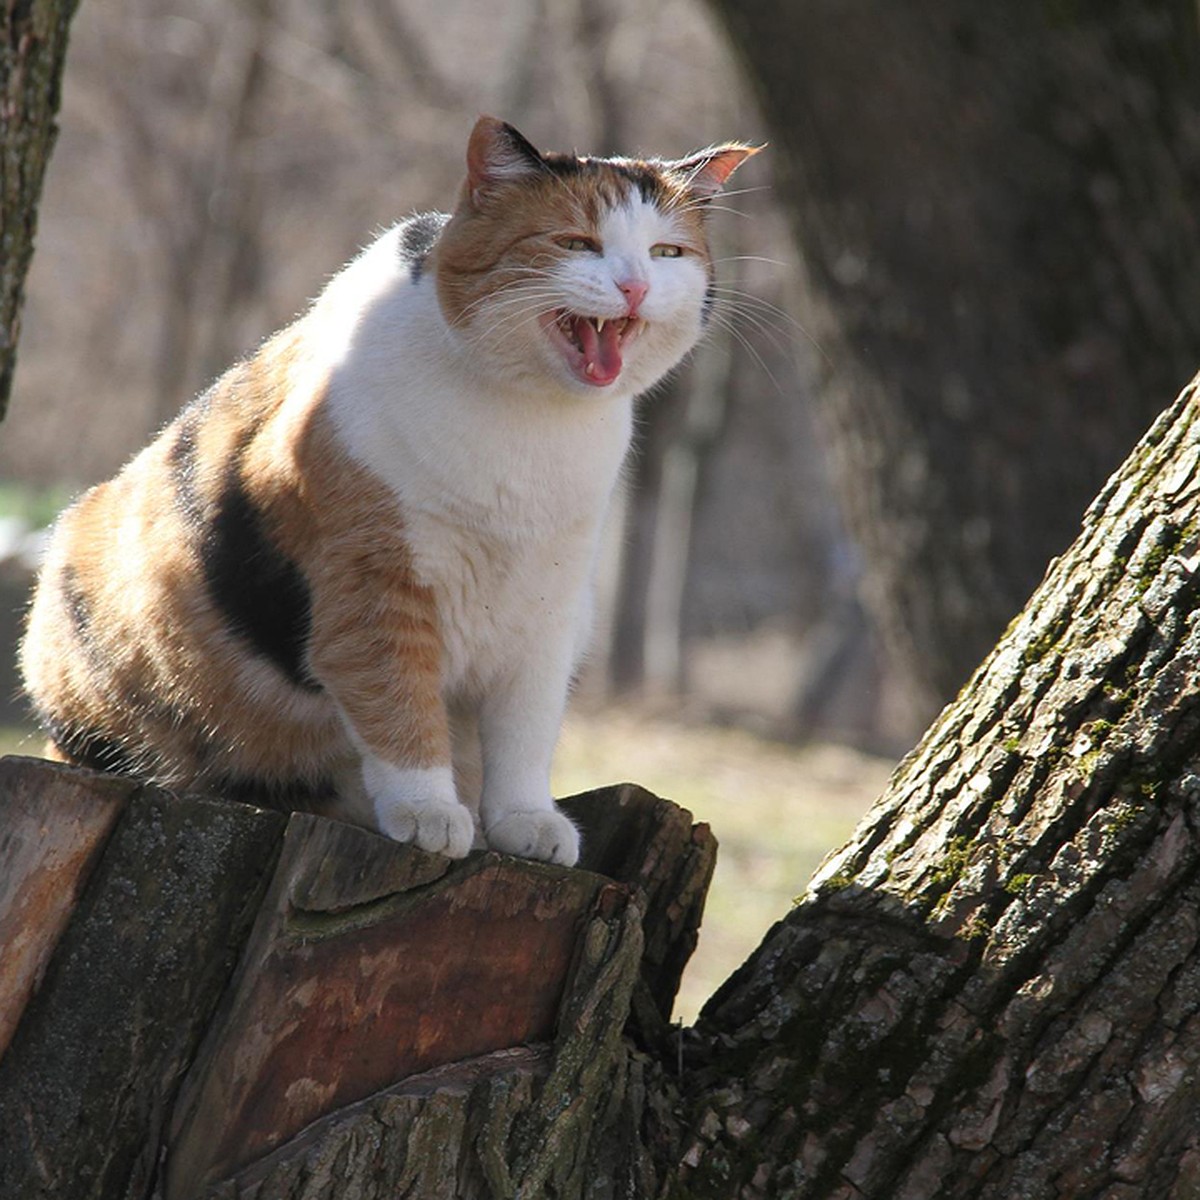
[0,760,714,1199]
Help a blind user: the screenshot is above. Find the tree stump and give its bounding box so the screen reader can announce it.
[0,763,714,1199]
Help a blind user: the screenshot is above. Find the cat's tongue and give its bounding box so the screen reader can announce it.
[574,316,623,386]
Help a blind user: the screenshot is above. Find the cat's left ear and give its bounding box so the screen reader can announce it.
[465,116,546,206]
[669,143,764,200]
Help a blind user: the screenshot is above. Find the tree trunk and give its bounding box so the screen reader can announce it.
[706,0,1200,721]
[671,375,1200,1196]
[0,0,80,420]
[6,377,1200,1196]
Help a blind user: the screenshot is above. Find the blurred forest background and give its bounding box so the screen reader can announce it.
[0,0,896,748]
[5,0,1200,1014]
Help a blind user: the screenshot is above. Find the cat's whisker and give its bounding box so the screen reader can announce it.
[707,286,804,335]
[455,285,565,328]
[459,292,565,350]
[709,298,798,358]
[706,290,832,370]
[702,309,791,395]
[710,254,790,270]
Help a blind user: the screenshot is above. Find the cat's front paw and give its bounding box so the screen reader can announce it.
[361,759,475,859]
[375,795,475,859]
[486,808,580,867]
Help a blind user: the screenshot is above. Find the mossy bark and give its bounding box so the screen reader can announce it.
[1,0,80,420]
[669,376,1200,1196]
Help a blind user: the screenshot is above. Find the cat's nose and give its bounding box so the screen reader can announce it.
[617,278,649,317]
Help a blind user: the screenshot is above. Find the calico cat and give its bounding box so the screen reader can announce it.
[20,116,757,866]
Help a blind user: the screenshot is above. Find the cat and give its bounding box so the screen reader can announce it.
[20,116,758,867]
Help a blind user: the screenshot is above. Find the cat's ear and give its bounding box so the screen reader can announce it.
[669,143,763,200]
[465,116,546,205]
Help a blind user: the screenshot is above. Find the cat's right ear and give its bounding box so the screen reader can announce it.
[465,117,546,207]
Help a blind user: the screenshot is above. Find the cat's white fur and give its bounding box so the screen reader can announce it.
[317,193,712,866]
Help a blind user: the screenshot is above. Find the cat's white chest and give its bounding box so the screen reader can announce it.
[402,407,630,696]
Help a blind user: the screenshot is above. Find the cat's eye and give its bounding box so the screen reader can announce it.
[558,235,600,253]
[650,243,685,258]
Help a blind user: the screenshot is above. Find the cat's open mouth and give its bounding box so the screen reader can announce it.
[542,310,642,388]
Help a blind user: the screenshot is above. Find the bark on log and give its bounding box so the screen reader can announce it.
[0,765,714,1199]
[0,768,286,1200]
[1,0,81,419]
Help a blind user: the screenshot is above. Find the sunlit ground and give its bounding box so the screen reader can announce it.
[554,706,893,1023]
[0,708,893,1027]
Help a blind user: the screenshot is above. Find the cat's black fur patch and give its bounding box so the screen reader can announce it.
[38,710,140,776]
[213,771,337,810]
[60,565,99,661]
[167,398,210,529]
[202,468,320,692]
[399,212,450,282]
[539,153,672,208]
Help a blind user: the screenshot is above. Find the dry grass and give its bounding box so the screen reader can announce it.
[554,705,894,1023]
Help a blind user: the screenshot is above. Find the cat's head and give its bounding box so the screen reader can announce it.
[435,117,759,398]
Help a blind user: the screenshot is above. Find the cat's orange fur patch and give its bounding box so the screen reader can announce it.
[21,322,450,801]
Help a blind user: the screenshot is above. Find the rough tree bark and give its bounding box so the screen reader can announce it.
[0,0,80,419]
[706,0,1200,720]
[670,374,1200,1197]
[5,375,1200,1197]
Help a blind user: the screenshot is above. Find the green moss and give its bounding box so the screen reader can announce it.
[1136,545,1169,595]
[930,836,972,890]
[817,873,854,896]
[1117,770,1160,807]
[1005,872,1035,895]
[1109,801,1139,829]
[962,913,991,941]
[1020,624,1066,669]
[1134,518,1200,596]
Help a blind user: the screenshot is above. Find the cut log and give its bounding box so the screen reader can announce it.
[0,760,715,1199]
[165,817,620,1193]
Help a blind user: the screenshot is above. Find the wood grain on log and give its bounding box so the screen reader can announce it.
[165,816,619,1193]
[0,758,132,1058]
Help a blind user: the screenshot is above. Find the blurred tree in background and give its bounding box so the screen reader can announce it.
[707,0,1200,720]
